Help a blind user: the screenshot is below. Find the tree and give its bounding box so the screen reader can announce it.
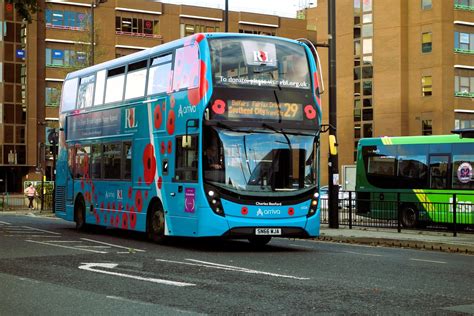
[6,0,40,23]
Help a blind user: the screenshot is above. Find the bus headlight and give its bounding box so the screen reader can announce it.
[205,185,225,217]
[307,190,319,217]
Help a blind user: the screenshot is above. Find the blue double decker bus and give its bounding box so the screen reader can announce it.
[55,33,323,245]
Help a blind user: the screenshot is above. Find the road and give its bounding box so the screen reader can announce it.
[0,214,473,315]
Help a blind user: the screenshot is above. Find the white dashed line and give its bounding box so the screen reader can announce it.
[410,258,446,264]
[81,238,146,252]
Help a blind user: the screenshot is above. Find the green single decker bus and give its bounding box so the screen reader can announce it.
[355,130,474,228]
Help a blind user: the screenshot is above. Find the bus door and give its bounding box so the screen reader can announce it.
[429,154,450,189]
[66,147,76,202]
[168,134,199,235]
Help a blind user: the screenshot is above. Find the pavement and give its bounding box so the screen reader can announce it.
[1,209,473,254]
[319,225,474,255]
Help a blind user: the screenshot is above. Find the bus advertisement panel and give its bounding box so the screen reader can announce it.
[55,33,323,246]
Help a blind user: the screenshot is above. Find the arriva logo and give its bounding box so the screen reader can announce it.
[256,208,281,216]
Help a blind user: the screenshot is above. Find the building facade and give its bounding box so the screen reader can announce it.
[309,0,474,185]
[0,0,311,192]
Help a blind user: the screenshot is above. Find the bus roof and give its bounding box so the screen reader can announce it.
[358,134,474,147]
[64,33,305,81]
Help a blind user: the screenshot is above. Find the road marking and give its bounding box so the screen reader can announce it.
[410,258,446,264]
[156,258,310,280]
[41,240,83,243]
[0,221,11,225]
[344,251,383,257]
[289,243,316,249]
[22,226,61,235]
[76,245,111,249]
[25,240,108,254]
[80,238,146,252]
[5,235,59,238]
[79,263,195,287]
[106,296,156,306]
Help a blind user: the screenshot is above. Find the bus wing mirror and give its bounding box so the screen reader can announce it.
[329,135,338,156]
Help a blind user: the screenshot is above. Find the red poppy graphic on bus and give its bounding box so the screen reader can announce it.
[160,141,166,155]
[143,144,156,185]
[129,210,137,229]
[167,110,176,135]
[304,105,316,120]
[135,190,143,212]
[154,105,162,129]
[188,61,208,106]
[121,213,129,229]
[212,99,226,115]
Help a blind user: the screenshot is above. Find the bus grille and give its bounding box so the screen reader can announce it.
[55,186,66,212]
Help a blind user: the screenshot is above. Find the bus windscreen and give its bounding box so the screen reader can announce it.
[209,38,311,90]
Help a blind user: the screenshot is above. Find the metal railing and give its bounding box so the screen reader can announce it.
[0,193,54,212]
[320,191,474,236]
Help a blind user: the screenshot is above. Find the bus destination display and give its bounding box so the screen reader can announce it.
[227,100,303,121]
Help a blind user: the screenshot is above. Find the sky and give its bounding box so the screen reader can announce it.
[159,0,317,18]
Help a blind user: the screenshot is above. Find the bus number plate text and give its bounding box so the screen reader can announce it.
[255,228,282,236]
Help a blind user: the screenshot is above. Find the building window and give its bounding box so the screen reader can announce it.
[422,32,432,53]
[455,0,474,10]
[454,73,474,97]
[238,28,275,36]
[45,86,61,107]
[45,9,88,30]
[455,112,474,129]
[180,23,220,38]
[422,0,432,10]
[422,76,432,96]
[454,32,474,53]
[45,48,87,68]
[115,15,160,38]
[422,120,432,135]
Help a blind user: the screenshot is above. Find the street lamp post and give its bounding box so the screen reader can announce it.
[327,0,339,228]
[224,0,229,32]
[90,0,107,66]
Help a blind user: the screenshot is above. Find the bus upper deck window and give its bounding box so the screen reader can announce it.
[172,44,199,91]
[105,66,125,104]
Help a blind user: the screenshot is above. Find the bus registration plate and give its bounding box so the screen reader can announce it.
[255,228,281,236]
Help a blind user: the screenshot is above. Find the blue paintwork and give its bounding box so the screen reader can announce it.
[55,33,322,238]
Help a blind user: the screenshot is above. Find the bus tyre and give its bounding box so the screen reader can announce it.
[248,236,272,247]
[74,197,87,231]
[147,202,166,243]
[401,205,417,228]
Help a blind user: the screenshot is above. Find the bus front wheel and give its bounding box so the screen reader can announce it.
[248,236,272,247]
[401,205,417,228]
[74,196,87,231]
[147,202,166,243]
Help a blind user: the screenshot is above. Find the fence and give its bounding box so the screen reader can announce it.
[320,191,474,236]
[0,193,54,212]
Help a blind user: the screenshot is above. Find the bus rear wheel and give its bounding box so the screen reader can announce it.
[401,205,417,228]
[248,236,272,247]
[74,197,87,231]
[147,202,166,243]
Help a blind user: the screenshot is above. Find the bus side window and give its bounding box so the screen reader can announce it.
[175,135,198,182]
[123,142,132,180]
[429,155,450,189]
[172,44,199,92]
[74,146,90,179]
[67,147,76,177]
